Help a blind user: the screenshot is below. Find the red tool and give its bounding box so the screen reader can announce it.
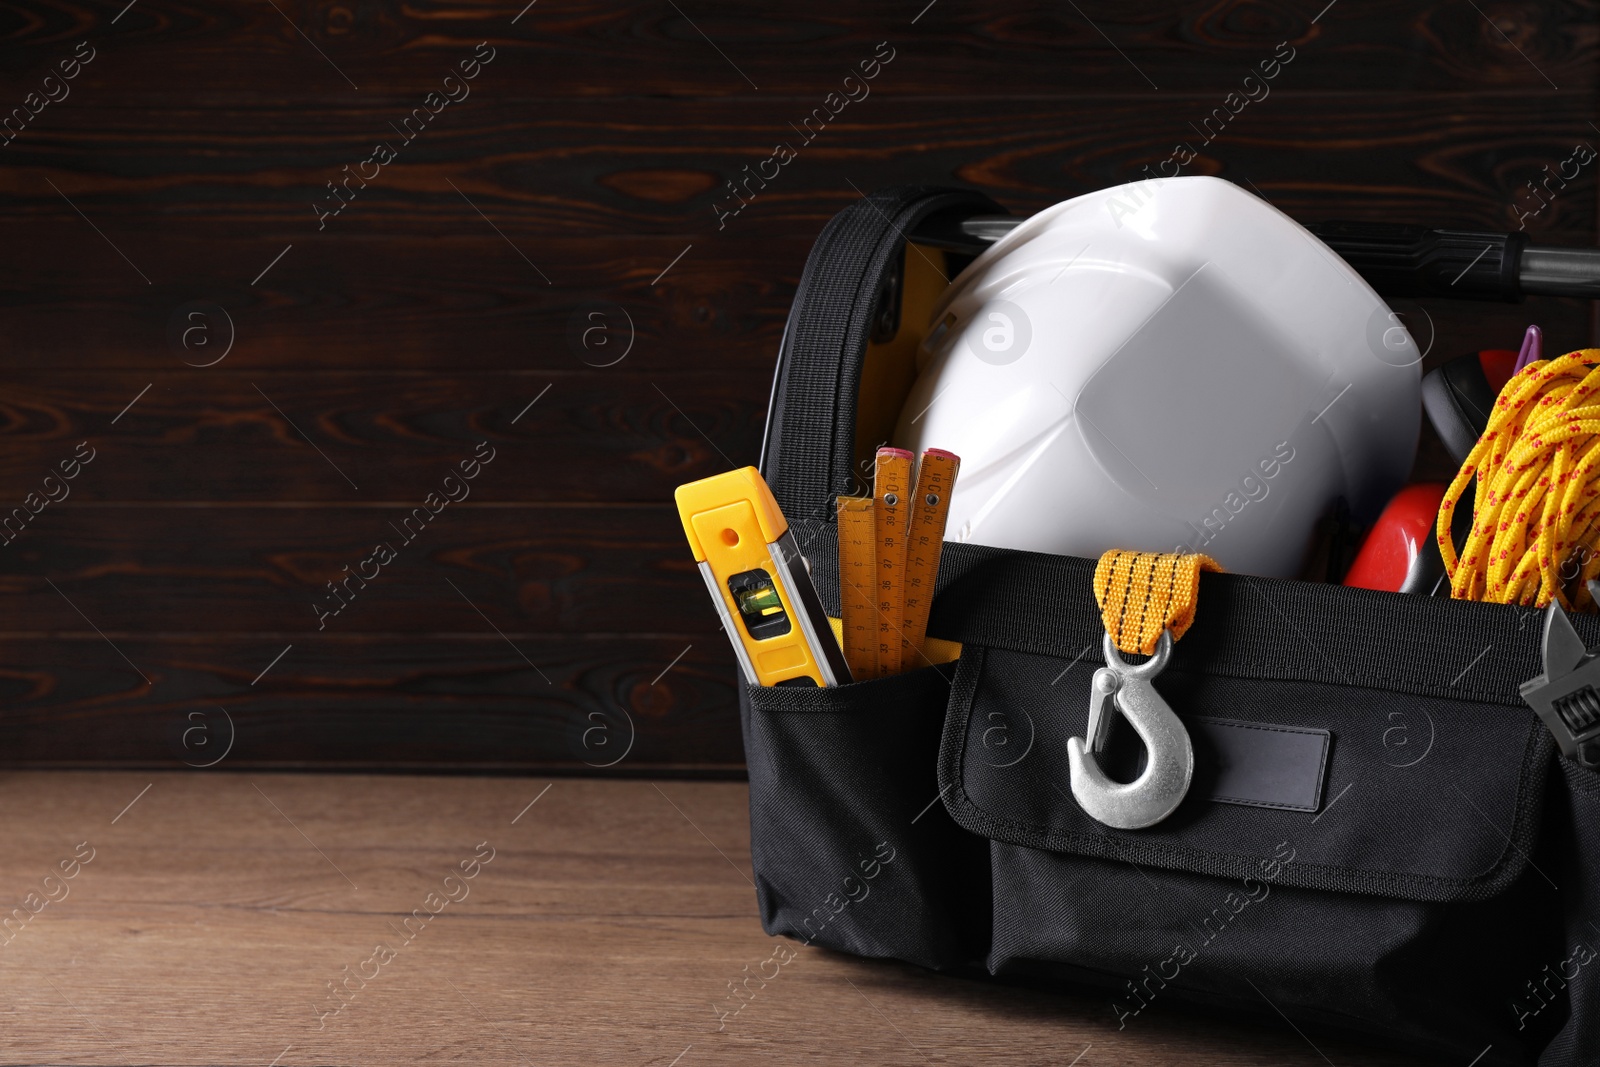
[1343,483,1447,593]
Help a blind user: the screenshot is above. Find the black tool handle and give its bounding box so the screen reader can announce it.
[915,211,1600,300]
[1307,221,1528,302]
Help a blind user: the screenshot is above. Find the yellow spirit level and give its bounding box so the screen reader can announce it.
[675,466,851,687]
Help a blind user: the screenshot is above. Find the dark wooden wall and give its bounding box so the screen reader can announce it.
[0,1,1595,772]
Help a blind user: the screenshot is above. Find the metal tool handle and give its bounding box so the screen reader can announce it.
[1306,221,1528,302]
[912,213,1600,302]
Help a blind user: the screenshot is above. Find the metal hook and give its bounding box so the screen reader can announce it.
[1066,631,1194,829]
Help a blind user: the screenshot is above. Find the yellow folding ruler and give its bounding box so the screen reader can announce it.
[873,448,914,675]
[899,448,959,667]
[835,495,880,678]
[837,447,960,679]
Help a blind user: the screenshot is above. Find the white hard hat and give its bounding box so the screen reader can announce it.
[894,176,1420,578]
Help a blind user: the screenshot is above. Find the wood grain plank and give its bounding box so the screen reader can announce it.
[0,327,1584,505]
[0,371,769,501]
[8,225,1591,378]
[0,773,1448,1065]
[0,635,742,768]
[4,94,1595,237]
[2,229,804,373]
[1,0,1594,98]
[0,505,715,634]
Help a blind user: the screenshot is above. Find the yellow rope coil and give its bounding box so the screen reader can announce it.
[1440,349,1600,609]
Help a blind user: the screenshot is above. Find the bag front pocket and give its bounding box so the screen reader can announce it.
[938,641,1563,1065]
[741,663,989,970]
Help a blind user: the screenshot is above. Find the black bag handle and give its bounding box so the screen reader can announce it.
[759,185,1003,526]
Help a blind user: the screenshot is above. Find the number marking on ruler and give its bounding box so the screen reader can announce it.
[836,495,879,680]
[900,449,959,666]
[874,448,914,677]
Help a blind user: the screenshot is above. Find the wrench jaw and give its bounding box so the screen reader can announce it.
[1519,599,1600,769]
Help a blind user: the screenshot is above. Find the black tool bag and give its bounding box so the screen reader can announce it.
[741,186,1600,1065]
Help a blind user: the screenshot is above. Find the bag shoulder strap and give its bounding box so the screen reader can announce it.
[760,185,1003,525]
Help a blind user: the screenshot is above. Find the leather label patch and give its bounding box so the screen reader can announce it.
[1189,716,1331,812]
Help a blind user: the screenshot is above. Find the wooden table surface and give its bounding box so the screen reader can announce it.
[0,771,1445,1066]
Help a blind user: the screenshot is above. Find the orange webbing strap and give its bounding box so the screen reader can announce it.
[1093,550,1223,655]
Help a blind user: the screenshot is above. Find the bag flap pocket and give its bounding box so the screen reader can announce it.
[938,642,1555,903]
